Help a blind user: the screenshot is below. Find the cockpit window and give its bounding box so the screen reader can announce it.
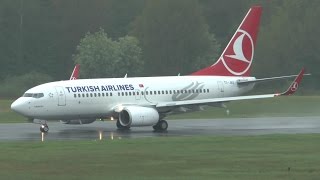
[23,93,44,98]
[23,93,33,97]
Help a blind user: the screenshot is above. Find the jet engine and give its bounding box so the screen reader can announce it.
[119,106,159,127]
[61,119,96,125]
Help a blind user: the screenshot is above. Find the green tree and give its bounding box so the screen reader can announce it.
[0,0,145,80]
[131,0,220,76]
[73,29,143,78]
[199,0,250,45]
[0,71,53,97]
[253,0,320,90]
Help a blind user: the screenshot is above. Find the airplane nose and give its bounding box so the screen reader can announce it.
[11,99,26,115]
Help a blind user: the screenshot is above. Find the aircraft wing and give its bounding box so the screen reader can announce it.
[156,68,305,108]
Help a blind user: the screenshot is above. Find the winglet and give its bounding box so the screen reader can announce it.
[70,64,80,80]
[277,68,305,96]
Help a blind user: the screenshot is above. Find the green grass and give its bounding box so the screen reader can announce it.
[0,134,320,179]
[1,96,320,123]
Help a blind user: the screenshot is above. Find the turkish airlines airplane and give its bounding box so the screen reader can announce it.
[11,6,307,133]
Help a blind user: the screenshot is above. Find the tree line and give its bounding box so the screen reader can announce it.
[0,0,319,96]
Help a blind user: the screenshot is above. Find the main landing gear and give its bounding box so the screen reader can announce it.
[40,123,49,133]
[116,120,130,130]
[115,119,168,132]
[153,120,168,132]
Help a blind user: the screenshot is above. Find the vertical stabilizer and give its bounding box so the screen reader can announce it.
[191,6,262,76]
[70,64,80,80]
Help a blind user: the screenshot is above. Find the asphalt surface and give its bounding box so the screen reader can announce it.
[0,116,320,141]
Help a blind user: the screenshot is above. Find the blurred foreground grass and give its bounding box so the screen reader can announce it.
[0,134,319,179]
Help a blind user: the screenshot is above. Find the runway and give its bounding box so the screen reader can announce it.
[0,116,320,141]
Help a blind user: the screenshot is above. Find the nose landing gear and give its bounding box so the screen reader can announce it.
[40,123,49,133]
[33,119,49,133]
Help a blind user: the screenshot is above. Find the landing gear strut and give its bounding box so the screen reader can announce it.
[116,120,130,130]
[40,124,49,133]
[153,120,168,132]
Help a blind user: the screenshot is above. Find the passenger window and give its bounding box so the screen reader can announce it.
[90,93,93,97]
[82,94,85,97]
[141,92,144,95]
[150,91,152,95]
[146,91,148,95]
[165,91,168,94]
[188,90,191,93]
[78,94,81,97]
[154,91,156,95]
[94,93,97,97]
[173,90,176,94]
[110,93,112,96]
[86,93,89,97]
[125,92,128,96]
[102,93,105,97]
[162,91,164,94]
[192,90,195,93]
[122,92,124,96]
[196,90,199,93]
[98,93,101,97]
[129,92,132,96]
[106,93,109,96]
[207,89,210,93]
[74,94,77,98]
[177,90,180,93]
[158,91,161,94]
[137,92,139,95]
[169,90,172,94]
[200,89,202,93]
[133,92,135,96]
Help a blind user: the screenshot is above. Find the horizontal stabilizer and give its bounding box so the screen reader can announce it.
[237,73,311,85]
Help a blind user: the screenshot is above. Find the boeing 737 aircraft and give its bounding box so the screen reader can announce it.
[11,6,307,133]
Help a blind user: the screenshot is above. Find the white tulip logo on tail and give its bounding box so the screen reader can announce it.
[290,82,298,92]
[221,29,254,76]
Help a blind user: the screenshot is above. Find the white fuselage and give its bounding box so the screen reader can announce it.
[11,75,255,120]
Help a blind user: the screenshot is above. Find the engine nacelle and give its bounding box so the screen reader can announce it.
[61,119,96,125]
[119,106,159,127]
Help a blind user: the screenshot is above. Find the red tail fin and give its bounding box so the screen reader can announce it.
[70,64,80,80]
[191,6,262,76]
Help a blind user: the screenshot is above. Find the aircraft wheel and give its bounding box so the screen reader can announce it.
[40,124,49,133]
[152,124,159,131]
[116,120,130,130]
[153,120,168,132]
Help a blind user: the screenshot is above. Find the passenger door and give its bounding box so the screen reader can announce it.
[55,86,66,106]
[217,81,224,97]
